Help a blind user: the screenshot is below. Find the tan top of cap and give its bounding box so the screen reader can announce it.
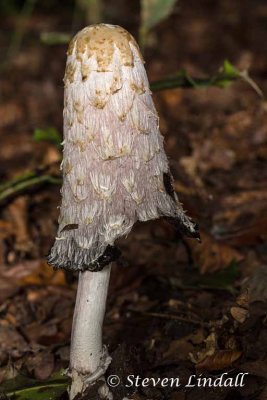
[67,24,143,71]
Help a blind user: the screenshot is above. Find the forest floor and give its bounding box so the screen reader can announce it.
[0,1,267,399]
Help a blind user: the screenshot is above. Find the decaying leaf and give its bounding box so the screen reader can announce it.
[26,351,55,380]
[0,261,67,304]
[6,196,33,253]
[236,289,250,308]
[17,261,67,287]
[0,326,29,363]
[190,233,243,274]
[196,350,242,371]
[0,363,18,385]
[230,306,249,323]
[0,102,23,128]
[190,332,217,364]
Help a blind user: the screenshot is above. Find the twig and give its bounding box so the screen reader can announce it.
[40,32,72,46]
[0,171,61,205]
[151,72,235,91]
[151,67,263,95]
[129,309,209,327]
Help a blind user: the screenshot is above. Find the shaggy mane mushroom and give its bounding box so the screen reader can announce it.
[47,23,198,399]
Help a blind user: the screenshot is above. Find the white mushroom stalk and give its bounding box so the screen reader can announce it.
[69,266,112,399]
[47,24,198,399]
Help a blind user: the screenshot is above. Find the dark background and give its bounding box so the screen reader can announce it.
[0,1,267,399]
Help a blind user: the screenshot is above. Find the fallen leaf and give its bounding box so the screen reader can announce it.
[190,333,217,364]
[190,233,243,274]
[230,306,249,323]
[196,350,242,371]
[23,322,58,344]
[236,289,250,308]
[162,338,196,363]
[16,261,66,287]
[0,261,67,303]
[212,216,267,246]
[0,277,20,303]
[0,102,23,128]
[0,364,18,385]
[26,351,55,380]
[0,326,29,363]
[6,196,34,253]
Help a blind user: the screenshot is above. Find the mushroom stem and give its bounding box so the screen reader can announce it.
[69,265,112,399]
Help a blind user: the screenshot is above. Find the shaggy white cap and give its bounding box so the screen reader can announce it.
[48,24,198,271]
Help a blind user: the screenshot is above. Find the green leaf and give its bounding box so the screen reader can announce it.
[140,0,177,47]
[219,60,263,96]
[33,128,61,147]
[222,60,239,79]
[141,0,177,31]
[0,371,69,400]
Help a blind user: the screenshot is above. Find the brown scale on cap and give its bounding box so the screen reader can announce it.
[66,24,142,79]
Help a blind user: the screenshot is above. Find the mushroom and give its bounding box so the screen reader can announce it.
[47,24,199,399]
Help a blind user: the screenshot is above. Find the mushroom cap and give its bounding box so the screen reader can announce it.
[66,24,143,73]
[47,24,198,271]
